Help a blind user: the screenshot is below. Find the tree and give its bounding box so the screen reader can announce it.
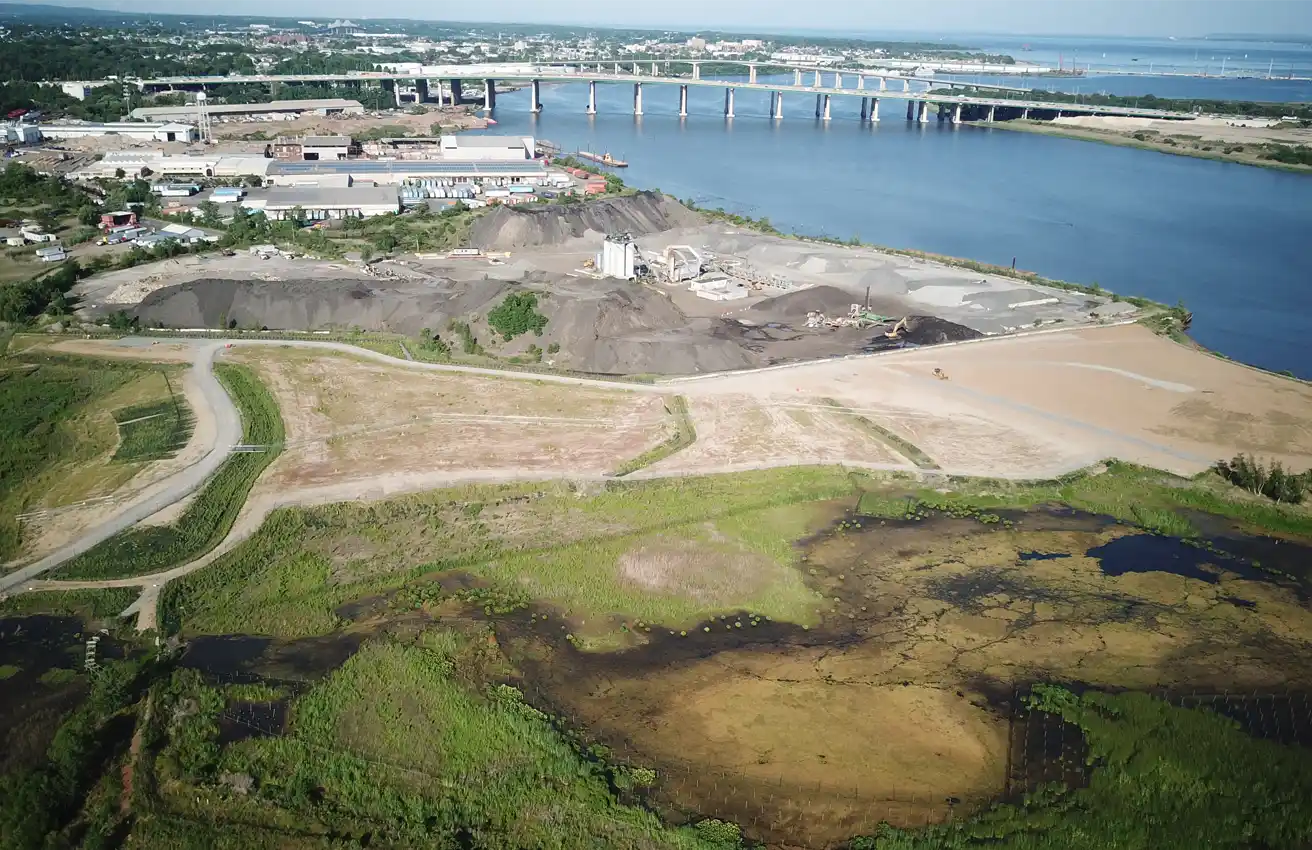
[197,200,222,228]
[487,292,548,341]
[114,168,125,179]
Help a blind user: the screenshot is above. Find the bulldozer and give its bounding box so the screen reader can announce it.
[933,368,949,381]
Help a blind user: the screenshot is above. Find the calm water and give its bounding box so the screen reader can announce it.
[477,77,1312,377]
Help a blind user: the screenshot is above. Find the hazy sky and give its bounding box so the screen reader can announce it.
[31,0,1312,36]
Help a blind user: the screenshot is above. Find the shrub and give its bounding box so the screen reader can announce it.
[487,292,547,341]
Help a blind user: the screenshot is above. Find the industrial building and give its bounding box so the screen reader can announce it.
[129,99,365,123]
[38,122,198,143]
[265,159,555,187]
[439,135,536,161]
[71,152,273,180]
[3,124,41,145]
[271,135,361,161]
[240,186,400,220]
[598,234,639,280]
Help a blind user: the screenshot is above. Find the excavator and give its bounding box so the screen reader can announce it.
[884,317,908,339]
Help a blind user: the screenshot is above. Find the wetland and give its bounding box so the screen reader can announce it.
[5,465,1312,847]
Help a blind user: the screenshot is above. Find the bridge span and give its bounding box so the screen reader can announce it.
[142,62,1196,125]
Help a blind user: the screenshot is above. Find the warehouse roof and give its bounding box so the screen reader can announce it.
[270,160,547,176]
[252,186,400,209]
[302,135,353,147]
[130,99,364,119]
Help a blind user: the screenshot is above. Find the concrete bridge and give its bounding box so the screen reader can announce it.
[142,61,1196,124]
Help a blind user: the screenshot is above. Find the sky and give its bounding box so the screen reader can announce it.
[23,0,1312,37]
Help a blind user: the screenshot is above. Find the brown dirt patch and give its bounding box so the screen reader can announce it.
[618,537,777,604]
[234,349,671,490]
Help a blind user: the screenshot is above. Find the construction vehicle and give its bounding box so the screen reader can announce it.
[805,304,896,330]
[885,317,909,339]
[933,368,949,380]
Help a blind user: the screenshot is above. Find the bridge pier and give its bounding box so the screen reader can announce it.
[1022,108,1029,120]
[857,75,864,90]
[614,63,621,75]
[679,84,688,117]
[902,79,910,92]
[633,82,643,116]
[749,65,757,84]
[794,69,803,86]
[530,79,541,113]
[879,77,887,92]
[651,62,658,76]
[432,79,444,106]
[907,100,915,121]
[484,79,496,110]
[822,94,831,121]
[724,87,735,118]
[587,81,597,115]
[870,96,880,122]
[952,104,962,124]
[773,91,783,119]
[632,62,640,75]
[919,101,929,123]
[415,78,429,103]
[834,73,842,89]
[813,70,822,87]
[860,97,868,121]
[815,93,823,118]
[692,64,701,80]
[449,79,463,105]
[987,105,995,123]
[381,78,400,107]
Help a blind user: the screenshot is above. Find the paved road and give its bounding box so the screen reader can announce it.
[0,343,242,594]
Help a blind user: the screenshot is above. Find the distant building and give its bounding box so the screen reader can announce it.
[35,245,66,262]
[599,233,638,280]
[240,186,400,220]
[439,135,535,161]
[39,122,198,143]
[686,37,707,51]
[130,99,364,124]
[271,135,360,161]
[152,183,200,198]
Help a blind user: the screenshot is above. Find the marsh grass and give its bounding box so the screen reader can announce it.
[112,392,194,464]
[153,638,715,849]
[0,587,138,620]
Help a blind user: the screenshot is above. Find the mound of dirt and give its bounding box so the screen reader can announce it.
[468,191,702,251]
[900,315,984,345]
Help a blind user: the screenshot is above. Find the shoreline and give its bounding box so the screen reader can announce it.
[979,119,1312,174]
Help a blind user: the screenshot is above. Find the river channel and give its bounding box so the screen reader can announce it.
[474,75,1312,377]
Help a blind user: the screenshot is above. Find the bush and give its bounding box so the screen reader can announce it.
[1214,454,1310,504]
[487,292,548,341]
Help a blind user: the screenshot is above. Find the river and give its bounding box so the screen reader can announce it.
[473,75,1312,377]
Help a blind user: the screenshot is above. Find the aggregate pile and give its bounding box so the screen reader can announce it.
[468,190,702,250]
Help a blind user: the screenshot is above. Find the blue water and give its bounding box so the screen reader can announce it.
[478,77,1312,377]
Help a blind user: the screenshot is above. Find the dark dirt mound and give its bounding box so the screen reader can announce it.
[864,315,984,352]
[468,191,702,251]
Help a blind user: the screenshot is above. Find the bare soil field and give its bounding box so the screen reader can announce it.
[678,323,1312,477]
[232,349,672,490]
[212,107,487,141]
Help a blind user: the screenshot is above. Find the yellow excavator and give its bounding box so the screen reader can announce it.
[884,317,908,339]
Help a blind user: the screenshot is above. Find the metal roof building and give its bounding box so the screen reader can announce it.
[266,159,549,186]
[129,99,365,122]
[38,122,197,143]
[241,186,400,220]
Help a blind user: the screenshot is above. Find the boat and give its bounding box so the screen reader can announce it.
[576,151,628,168]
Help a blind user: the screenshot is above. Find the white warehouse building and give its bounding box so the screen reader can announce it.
[38,122,198,143]
[440,135,535,161]
[130,99,365,123]
[241,186,400,220]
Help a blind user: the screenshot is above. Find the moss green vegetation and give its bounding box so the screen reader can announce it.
[486,291,548,341]
[854,685,1312,849]
[161,467,853,642]
[821,398,940,469]
[612,396,696,476]
[112,391,195,463]
[37,668,81,686]
[145,637,717,849]
[0,587,139,620]
[52,364,284,580]
[0,664,19,680]
[0,355,144,559]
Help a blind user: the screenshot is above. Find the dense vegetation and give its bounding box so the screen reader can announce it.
[486,291,548,340]
[144,637,718,848]
[52,363,284,579]
[0,587,139,619]
[0,356,144,559]
[853,685,1312,849]
[1214,454,1311,504]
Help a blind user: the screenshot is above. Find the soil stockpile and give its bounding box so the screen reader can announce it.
[468,191,702,250]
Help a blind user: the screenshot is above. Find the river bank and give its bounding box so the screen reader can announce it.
[981,117,1312,173]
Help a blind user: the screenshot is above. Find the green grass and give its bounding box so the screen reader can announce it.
[0,356,144,559]
[855,685,1312,849]
[51,364,285,580]
[0,664,19,680]
[612,396,696,476]
[151,638,717,849]
[112,390,194,463]
[0,587,138,620]
[160,467,854,641]
[36,668,80,686]
[822,398,940,469]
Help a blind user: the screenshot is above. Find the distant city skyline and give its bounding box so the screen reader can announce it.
[19,0,1312,37]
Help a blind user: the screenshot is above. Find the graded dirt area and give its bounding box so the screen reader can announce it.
[233,349,671,491]
[674,323,1312,477]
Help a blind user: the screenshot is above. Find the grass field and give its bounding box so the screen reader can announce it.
[144,636,717,849]
[0,587,138,621]
[160,466,854,642]
[0,355,184,562]
[112,387,195,464]
[51,364,285,580]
